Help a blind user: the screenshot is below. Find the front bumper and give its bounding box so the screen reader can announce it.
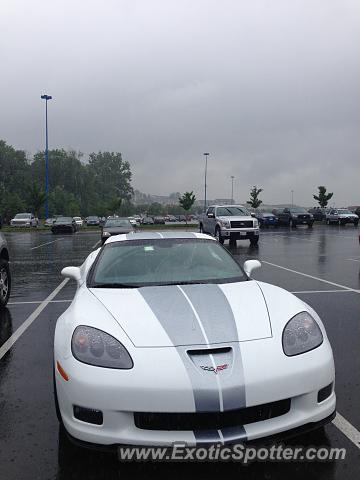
[55,338,335,447]
[220,228,259,240]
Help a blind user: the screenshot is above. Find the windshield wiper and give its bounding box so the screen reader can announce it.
[90,283,139,289]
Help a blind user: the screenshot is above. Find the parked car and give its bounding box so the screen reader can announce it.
[178,215,187,222]
[86,216,100,226]
[51,217,77,234]
[326,209,359,226]
[56,232,335,448]
[256,212,278,228]
[276,208,314,228]
[142,217,154,225]
[199,204,259,246]
[128,217,140,227]
[153,216,166,225]
[10,213,38,228]
[101,218,134,244]
[0,233,11,307]
[44,218,55,227]
[308,208,326,221]
[73,217,84,228]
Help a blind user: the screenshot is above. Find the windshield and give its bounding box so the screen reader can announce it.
[338,209,352,214]
[289,208,307,213]
[216,206,250,216]
[15,213,31,219]
[105,219,132,227]
[89,239,246,288]
[56,217,72,223]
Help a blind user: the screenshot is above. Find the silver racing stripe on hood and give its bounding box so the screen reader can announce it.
[139,284,246,413]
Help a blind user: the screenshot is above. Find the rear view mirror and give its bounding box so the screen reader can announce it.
[243,260,261,277]
[207,213,215,218]
[250,212,256,217]
[61,266,82,283]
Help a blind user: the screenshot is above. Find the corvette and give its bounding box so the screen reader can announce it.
[54,232,336,448]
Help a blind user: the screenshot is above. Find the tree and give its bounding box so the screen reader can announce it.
[27,183,46,218]
[247,186,263,209]
[179,191,196,225]
[313,186,333,208]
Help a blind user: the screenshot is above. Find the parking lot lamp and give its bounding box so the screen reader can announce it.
[203,153,209,212]
[231,176,235,203]
[41,94,52,219]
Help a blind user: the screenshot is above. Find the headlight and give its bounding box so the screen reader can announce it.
[103,231,111,236]
[219,219,230,227]
[253,219,259,227]
[71,326,133,369]
[282,312,323,356]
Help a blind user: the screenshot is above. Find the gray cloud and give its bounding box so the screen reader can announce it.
[1,0,360,205]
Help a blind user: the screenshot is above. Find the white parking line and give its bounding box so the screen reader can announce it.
[8,299,72,305]
[0,279,69,361]
[262,261,360,293]
[31,238,64,250]
[332,413,360,449]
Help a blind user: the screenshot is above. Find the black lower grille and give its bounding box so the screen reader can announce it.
[134,399,291,431]
[230,220,253,228]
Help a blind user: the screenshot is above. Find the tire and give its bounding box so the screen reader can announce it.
[215,227,224,244]
[0,258,11,308]
[326,219,330,225]
[290,219,296,228]
[308,222,313,229]
[354,221,359,227]
[229,238,237,247]
[250,237,259,246]
[199,223,204,233]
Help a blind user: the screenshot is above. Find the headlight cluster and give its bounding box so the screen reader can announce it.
[253,219,259,227]
[72,326,133,369]
[219,219,230,227]
[103,231,111,237]
[282,312,323,356]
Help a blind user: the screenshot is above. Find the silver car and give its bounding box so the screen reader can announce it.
[0,234,11,307]
[326,209,359,226]
[10,212,38,227]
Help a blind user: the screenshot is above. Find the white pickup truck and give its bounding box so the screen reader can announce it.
[199,205,259,246]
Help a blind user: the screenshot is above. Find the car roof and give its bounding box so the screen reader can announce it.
[106,232,215,244]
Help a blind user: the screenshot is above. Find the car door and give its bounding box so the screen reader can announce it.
[328,210,338,222]
[277,209,288,225]
[203,207,215,233]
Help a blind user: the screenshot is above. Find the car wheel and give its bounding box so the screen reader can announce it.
[53,368,63,424]
[326,219,330,225]
[250,237,259,246]
[0,259,11,308]
[354,221,359,227]
[290,219,296,228]
[229,237,237,247]
[308,222,313,228]
[215,227,224,244]
[199,223,204,233]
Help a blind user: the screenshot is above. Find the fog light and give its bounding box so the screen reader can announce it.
[73,405,103,425]
[317,383,333,403]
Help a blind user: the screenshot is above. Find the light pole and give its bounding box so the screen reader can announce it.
[203,153,209,212]
[41,94,52,219]
[291,190,294,206]
[231,176,235,203]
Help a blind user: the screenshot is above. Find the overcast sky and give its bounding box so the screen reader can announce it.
[1,0,360,205]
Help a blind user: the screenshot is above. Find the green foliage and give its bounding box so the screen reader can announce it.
[0,139,134,220]
[246,186,263,209]
[179,191,196,224]
[313,186,333,208]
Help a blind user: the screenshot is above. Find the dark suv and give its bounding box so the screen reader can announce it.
[0,233,11,307]
[277,207,314,228]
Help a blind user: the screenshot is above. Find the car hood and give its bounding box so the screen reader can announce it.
[103,227,133,234]
[90,280,272,347]
[338,213,357,218]
[217,216,254,222]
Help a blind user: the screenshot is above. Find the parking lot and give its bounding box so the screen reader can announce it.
[0,225,359,479]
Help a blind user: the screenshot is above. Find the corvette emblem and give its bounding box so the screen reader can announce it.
[200,364,229,374]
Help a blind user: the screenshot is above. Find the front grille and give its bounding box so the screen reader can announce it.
[297,215,309,220]
[134,399,291,431]
[230,220,253,228]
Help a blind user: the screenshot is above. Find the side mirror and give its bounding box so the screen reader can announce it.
[61,266,82,283]
[250,212,256,217]
[207,213,215,218]
[243,260,261,277]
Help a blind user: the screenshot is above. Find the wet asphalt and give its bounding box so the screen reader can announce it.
[0,225,359,479]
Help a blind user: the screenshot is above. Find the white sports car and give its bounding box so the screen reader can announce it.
[54,232,336,448]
